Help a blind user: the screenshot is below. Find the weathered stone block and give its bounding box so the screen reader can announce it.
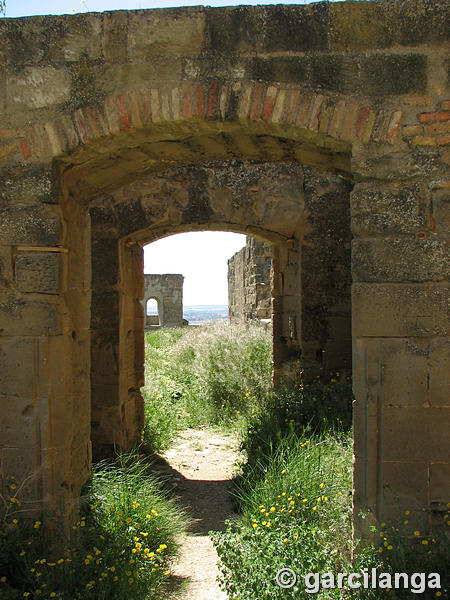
[67,57,106,110]
[432,189,450,234]
[31,335,68,404]
[59,14,103,62]
[128,9,205,58]
[15,252,62,294]
[0,394,38,447]
[0,296,62,336]
[100,61,181,94]
[249,57,308,85]
[203,6,264,54]
[352,283,448,337]
[0,166,55,206]
[262,4,330,52]
[309,54,359,93]
[182,55,245,82]
[351,183,429,235]
[352,238,449,282]
[0,18,46,68]
[91,292,119,329]
[1,446,40,500]
[7,66,71,109]
[0,338,35,397]
[360,54,427,97]
[428,338,449,408]
[352,145,443,181]
[0,246,11,285]
[378,338,429,408]
[331,0,449,51]
[102,12,128,61]
[0,205,61,245]
[381,407,449,463]
[91,343,119,380]
[69,439,91,491]
[429,462,450,508]
[381,461,430,529]
[91,238,119,291]
[91,382,120,408]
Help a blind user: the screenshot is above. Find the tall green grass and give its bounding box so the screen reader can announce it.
[0,451,187,600]
[142,322,272,453]
[212,367,449,600]
[213,429,359,600]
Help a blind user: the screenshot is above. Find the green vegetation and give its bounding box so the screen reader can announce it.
[2,323,448,599]
[213,425,450,599]
[142,322,272,453]
[211,374,449,600]
[0,452,187,600]
[142,323,449,599]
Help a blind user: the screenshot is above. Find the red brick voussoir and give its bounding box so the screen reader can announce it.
[10,81,411,165]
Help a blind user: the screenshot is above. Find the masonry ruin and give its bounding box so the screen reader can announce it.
[0,0,448,538]
[228,236,272,324]
[143,273,184,328]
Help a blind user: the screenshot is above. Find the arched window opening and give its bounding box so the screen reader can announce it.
[146,298,160,328]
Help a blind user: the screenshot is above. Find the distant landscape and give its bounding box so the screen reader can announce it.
[183,305,228,324]
[147,304,228,324]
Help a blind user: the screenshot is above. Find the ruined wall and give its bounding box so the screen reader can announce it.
[0,0,448,535]
[228,236,272,323]
[143,273,183,328]
[227,166,353,376]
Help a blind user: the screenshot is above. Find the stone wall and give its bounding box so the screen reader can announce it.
[143,273,183,328]
[0,1,448,536]
[227,165,353,378]
[228,236,272,323]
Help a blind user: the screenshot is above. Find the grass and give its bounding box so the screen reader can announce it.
[142,322,272,453]
[212,430,358,600]
[212,372,449,600]
[213,421,450,599]
[0,451,187,600]
[2,322,448,599]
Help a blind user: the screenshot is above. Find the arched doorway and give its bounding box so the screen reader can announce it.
[1,2,447,536]
[84,157,352,460]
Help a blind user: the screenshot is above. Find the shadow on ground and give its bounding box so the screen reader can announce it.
[149,454,236,535]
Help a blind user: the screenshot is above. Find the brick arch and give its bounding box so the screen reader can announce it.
[18,80,400,168]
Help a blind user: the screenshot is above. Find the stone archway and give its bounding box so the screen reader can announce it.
[88,160,353,458]
[0,1,448,536]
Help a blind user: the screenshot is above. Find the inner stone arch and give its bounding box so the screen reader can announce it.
[86,159,352,458]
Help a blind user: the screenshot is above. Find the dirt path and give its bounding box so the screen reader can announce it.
[152,427,241,600]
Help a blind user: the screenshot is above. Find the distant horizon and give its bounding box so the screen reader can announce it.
[147,302,228,315]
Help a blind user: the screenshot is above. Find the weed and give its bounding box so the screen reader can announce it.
[0,451,187,600]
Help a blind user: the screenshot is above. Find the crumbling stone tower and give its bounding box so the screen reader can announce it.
[228,236,272,323]
[143,273,183,328]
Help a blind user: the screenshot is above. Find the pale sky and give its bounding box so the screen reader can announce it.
[144,232,246,305]
[5,0,347,18]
